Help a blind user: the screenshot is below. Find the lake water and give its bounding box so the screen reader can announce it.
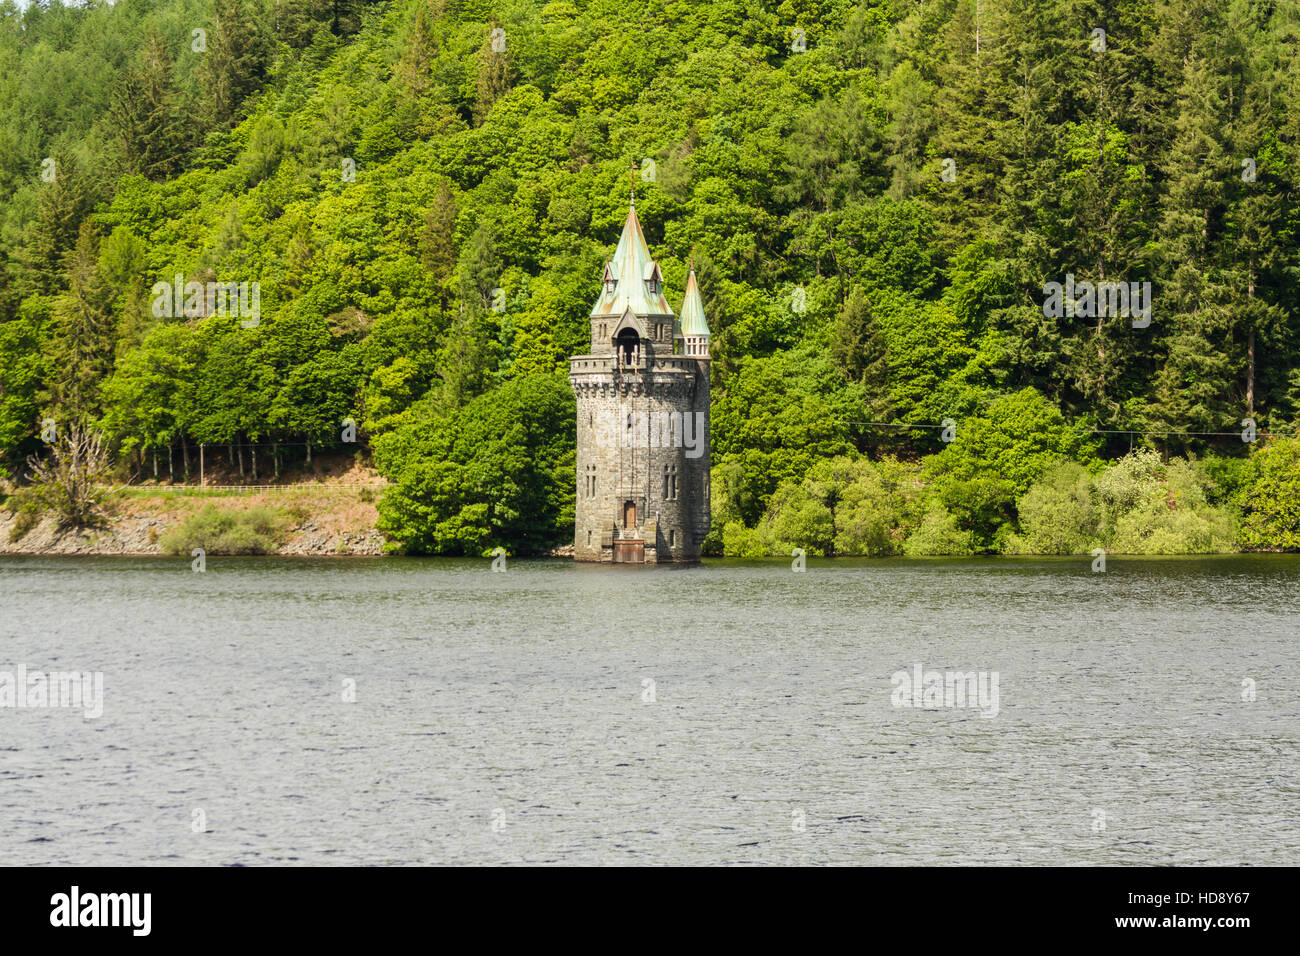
[2,553,1296,866]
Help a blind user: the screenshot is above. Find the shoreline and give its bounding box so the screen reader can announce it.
[0,515,1281,562]
[0,482,387,558]
[0,509,388,558]
[0,481,1284,561]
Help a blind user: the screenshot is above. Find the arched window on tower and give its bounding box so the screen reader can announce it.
[616,328,639,366]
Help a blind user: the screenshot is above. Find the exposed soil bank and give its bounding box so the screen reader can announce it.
[1,479,387,558]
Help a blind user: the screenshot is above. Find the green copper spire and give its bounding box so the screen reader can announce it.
[679,267,710,337]
[589,201,674,320]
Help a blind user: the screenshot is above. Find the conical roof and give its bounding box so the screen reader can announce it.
[590,202,674,319]
[679,268,710,336]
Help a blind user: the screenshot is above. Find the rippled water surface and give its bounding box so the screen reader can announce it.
[2,554,1297,865]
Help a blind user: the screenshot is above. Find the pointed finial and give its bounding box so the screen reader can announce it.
[688,246,696,273]
[629,161,638,205]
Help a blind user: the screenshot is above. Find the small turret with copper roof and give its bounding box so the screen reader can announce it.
[678,257,710,358]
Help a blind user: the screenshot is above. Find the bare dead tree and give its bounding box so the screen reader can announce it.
[26,425,113,528]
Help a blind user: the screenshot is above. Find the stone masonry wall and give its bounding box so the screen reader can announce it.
[570,353,710,562]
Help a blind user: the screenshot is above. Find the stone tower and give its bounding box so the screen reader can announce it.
[568,199,711,563]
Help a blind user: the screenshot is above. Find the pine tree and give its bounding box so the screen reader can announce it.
[49,222,116,424]
[1152,46,1237,441]
[199,0,273,128]
[419,180,458,306]
[432,220,502,411]
[1222,0,1289,420]
[832,287,891,422]
[395,5,438,100]
[17,153,99,299]
[473,23,512,125]
[109,29,186,181]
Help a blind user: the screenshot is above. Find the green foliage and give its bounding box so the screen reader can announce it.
[902,503,976,557]
[924,388,1099,549]
[711,344,862,525]
[1,0,1299,555]
[1200,454,1256,507]
[720,518,778,559]
[767,455,916,556]
[930,475,1018,553]
[159,504,287,555]
[1240,439,1300,551]
[374,372,575,554]
[1094,449,1167,535]
[1085,450,1239,555]
[4,486,45,543]
[931,388,1099,497]
[1107,459,1238,555]
[0,313,49,478]
[1004,461,1099,555]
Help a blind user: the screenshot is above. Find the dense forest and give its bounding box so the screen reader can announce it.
[1,0,1298,555]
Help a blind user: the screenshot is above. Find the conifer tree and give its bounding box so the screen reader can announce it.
[109,29,186,181]
[199,0,273,128]
[49,222,116,424]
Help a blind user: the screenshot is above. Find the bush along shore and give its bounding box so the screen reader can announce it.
[711,438,1300,558]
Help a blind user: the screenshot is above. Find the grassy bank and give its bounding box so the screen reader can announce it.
[0,483,385,557]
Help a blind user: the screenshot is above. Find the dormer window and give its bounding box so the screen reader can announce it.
[643,262,663,299]
[605,277,617,294]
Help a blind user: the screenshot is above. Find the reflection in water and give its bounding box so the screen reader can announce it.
[1,554,1296,865]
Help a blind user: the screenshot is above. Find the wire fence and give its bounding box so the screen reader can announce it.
[846,421,1297,440]
[115,483,387,495]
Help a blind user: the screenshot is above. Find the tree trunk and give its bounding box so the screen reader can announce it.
[1247,257,1256,416]
[251,444,258,482]
[181,435,191,481]
[1096,259,1107,409]
[306,438,312,465]
[152,449,158,480]
[168,444,174,483]
[273,441,280,480]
